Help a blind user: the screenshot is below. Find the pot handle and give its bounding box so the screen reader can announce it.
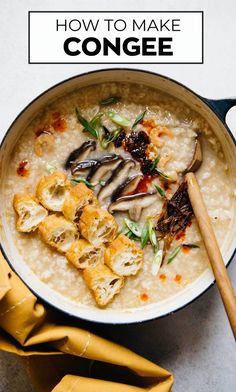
[202,97,236,122]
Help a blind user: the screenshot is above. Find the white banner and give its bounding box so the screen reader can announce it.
[28,11,203,64]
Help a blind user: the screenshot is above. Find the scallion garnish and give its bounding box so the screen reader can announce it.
[154,184,166,198]
[71,177,94,189]
[89,112,103,130]
[100,96,120,106]
[156,168,170,180]
[167,246,181,264]
[75,108,99,138]
[101,126,122,149]
[119,225,131,235]
[99,179,106,187]
[124,218,142,238]
[102,125,110,138]
[151,249,163,276]
[148,220,159,252]
[126,231,139,240]
[108,111,130,127]
[46,164,56,174]
[151,155,161,171]
[141,222,149,249]
[132,110,146,129]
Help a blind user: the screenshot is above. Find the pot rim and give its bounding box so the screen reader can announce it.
[0,67,235,325]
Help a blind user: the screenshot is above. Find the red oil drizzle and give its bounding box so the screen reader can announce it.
[122,175,156,197]
[135,176,153,193]
[52,112,67,132]
[136,174,159,194]
[182,245,190,254]
[17,160,29,177]
[140,292,149,302]
[175,231,186,241]
[35,127,52,138]
[174,274,182,283]
[159,273,167,281]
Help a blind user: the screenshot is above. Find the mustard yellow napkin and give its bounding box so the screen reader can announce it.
[0,253,173,391]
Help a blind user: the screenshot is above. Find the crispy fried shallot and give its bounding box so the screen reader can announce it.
[155,182,193,255]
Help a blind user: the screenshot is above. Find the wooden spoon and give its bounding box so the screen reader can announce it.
[185,172,236,339]
[184,135,203,174]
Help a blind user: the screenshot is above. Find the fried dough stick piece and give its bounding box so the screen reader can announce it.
[83,264,124,307]
[79,205,118,246]
[13,194,48,232]
[105,234,143,276]
[62,183,99,223]
[66,239,105,269]
[36,171,70,212]
[39,215,77,253]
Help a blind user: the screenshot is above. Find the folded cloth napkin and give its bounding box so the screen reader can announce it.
[0,253,173,392]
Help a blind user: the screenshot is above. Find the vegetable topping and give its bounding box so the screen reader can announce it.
[100,96,120,106]
[75,108,100,138]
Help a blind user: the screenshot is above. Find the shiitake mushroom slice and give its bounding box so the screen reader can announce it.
[87,154,123,183]
[64,140,96,170]
[111,174,143,202]
[98,159,135,203]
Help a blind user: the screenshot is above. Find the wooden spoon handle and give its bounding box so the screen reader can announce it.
[185,172,236,339]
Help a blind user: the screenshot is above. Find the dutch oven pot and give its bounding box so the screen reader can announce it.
[0,69,235,324]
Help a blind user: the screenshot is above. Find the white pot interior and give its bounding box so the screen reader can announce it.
[0,69,235,324]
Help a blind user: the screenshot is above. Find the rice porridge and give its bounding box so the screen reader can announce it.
[3,82,234,309]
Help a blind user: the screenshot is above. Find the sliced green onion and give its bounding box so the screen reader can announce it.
[100,96,120,106]
[71,177,94,189]
[141,222,149,249]
[101,127,122,149]
[154,184,166,198]
[46,164,56,174]
[120,224,140,241]
[108,111,130,127]
[111,127,123,140]
[167,246,181,264]
[102,125,110,138]
[90,112,103,129]
[124,218,142,238]
[99,180,106,187]
[100,139,109,149]
[132,110,146,129]
[75,108,99,138]
[127,231,139,240]
[126,231,133,239]
[119,226,130,235]
[151,250,163,276]
[151,155,161,171]
[148,220,159,251]
[156,168,170,180]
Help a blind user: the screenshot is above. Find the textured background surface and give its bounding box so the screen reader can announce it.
[0,0,235,391]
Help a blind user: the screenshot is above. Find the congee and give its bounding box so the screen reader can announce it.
[4,82,234,308]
